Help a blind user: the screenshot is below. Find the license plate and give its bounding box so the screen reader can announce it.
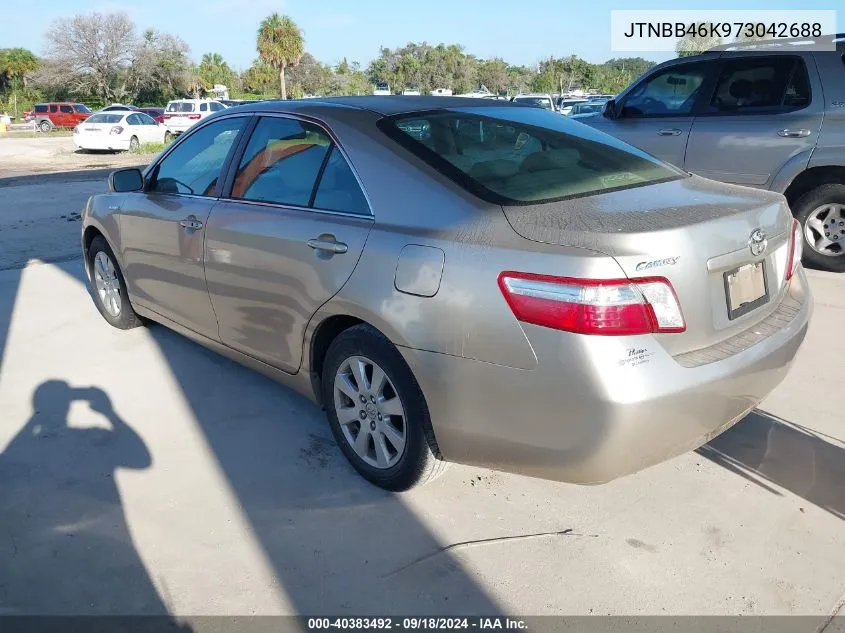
[724,261,768,319]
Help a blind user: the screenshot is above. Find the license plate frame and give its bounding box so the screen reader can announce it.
[724,261,769,320]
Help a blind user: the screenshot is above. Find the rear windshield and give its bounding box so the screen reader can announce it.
[35,104,48,113]
[381,107,683,205]
[85,113,124,124]
[166,102,195,113]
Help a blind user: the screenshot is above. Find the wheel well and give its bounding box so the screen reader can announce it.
[308,315,365,401]
[784,166,845,210]
[82,226,103,262]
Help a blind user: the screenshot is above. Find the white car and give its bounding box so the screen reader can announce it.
[511,94,557,111]
[163,99,226,135]
[73,111,167,152]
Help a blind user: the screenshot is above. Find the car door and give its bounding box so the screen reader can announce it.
[683,53,824,188]
[135,113,159,142]
[117,115,250,339]
[205,115,374,373]
[585,60,717,167]
[58,104,75,127]
[125,113,141,140]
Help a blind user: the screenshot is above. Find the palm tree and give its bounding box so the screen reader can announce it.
[0,48,39,89]
[257,13,304,100]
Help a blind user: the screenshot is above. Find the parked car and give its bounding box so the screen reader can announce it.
[580,34,845,271]
[82,96,810,491]
[569,101,607,117]
[74,111,168,152]
[139,107,165,124]
[100,104,141,112]
[163,99,226,136]
[556,97,589,115]
[511,93,556,111]
[32,102,92,132]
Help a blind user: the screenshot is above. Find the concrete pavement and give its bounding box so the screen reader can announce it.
[0,173,843,624]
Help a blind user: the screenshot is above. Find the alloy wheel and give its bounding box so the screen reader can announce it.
[93,251,122,317]
[804,204,845,257]
[333,355,407,469]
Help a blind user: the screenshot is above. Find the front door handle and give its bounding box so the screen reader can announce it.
[657,128,682,136]
[777,128,811,138]
[307,237,348,254]
[179,218,203,230]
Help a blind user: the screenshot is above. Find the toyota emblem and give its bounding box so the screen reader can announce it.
[749,229,767,257]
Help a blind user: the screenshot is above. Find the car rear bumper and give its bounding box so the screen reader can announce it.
[74,135,130,151]
[401,269,812,484]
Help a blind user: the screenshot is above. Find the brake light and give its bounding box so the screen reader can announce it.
[498,272,686,336]
[188,114,201,120]
[163,114,172,120]
[109,126,124,135]
[785,218,803,282]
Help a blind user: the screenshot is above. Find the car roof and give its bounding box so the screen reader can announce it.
[234,96,525,117]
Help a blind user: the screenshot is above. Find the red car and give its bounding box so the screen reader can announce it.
[139,107,165,124]
[32,102,92,132]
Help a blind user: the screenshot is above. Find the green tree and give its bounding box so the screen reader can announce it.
[197,52,234,89]
[477,58,508,94]
[0,48,39,90]
[242,59,276,95]
[257,13,304,99]
[676,23,723,57]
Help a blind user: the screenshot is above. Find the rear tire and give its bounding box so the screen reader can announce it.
[793,184,845,273]
[321,324,448,491]
[129,136,140,152]
[39,120,51,133]
[87,236,143,330]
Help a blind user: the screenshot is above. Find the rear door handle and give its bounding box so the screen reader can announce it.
[307,237,348,254]
[777,128,811,138]
[179,218,203,230]
[657,128,682,136]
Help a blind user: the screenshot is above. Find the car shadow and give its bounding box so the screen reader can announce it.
[698,409,845,520]
[146,323,502,615]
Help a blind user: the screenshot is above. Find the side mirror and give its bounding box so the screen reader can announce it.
[109,168,144,193]
[602,99,618,119]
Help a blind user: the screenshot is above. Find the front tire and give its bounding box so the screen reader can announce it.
[793,184,845,273]
[87,236,143,330]
[321,324,447,491]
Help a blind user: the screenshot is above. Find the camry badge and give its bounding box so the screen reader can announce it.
[749,229,767,257]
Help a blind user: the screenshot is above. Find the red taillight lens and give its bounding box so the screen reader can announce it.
[188,114,201,120]
[498,272,686,336]
[785,218,803,282]
[110,125,124,135]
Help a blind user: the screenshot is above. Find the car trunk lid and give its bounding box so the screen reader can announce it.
[501,175,794,356]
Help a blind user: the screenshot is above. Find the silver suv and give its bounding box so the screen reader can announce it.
[582,35,845,272]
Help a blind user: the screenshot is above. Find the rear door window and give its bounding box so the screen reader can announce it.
[126,114,142,125]
[49,105,58,113]
[200,103,208,112]
[60,105,73,113]
[705,56,811,114]
[312,147,370,215]
[230,117,331,207]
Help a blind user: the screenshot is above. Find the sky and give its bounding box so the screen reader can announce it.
[3,0,843,71]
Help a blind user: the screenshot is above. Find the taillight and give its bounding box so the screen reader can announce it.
[498,272,686,336]
[110,125,124,135]
[785,218,803,282]
[163,114,172,120]
[188,114,201,120]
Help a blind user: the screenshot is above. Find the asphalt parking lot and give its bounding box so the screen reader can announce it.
[0,169,844,625]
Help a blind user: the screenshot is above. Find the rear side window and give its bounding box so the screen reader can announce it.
[231,117,331,207]
[200,103,208,112]
[49,105,58,113]
[126,114,141,125]
[706,56,811,114]
[312,147,370,215]
[382,107,682,205]
[35,105,48,113]
[150,117,245,196]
